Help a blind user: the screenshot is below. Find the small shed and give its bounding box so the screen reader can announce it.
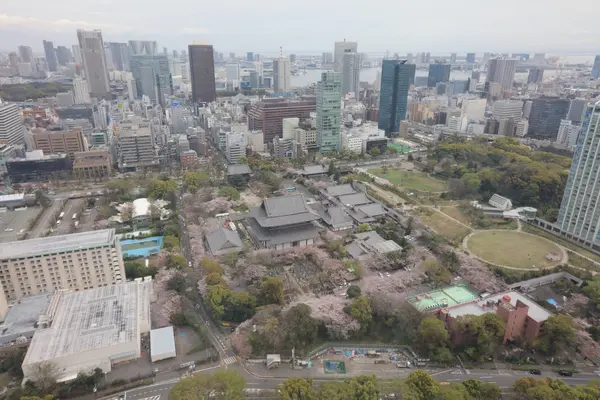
[150,326,176,362]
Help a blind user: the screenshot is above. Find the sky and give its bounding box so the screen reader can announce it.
[1,0,599,55]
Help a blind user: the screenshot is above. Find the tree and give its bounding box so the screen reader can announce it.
[282,304,320,349]
[422,260,452,288]
[124,260,157,279]
[205,272,226,286]
[584,276,600,314]
[34,190,51,208]
[167,273,187,293]
[406,370,440,399]
[536,314,575,354]
[278,378,317,400]
[416,317,449,356]
[29,362,58,392]
[357,223,371,233]
[347,285,362,298]
[200,258,224,276]
[452,313,505,361]
[259,277,284,305]
[170,312,187,326]
[183,171,209,193]
[224,291,256,322]
[169,370,246,400]
[218,186,240,201]
[167,254,188,269]
[369,147,381,157]
[163,235,180,251]
[350,296,372,330]
[462,378,501,400]
[206,285,231,320]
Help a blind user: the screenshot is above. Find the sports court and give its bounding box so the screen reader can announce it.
[407,283,479,312]
[120,236,164,258]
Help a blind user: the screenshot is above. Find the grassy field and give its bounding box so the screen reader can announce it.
[417,209,472,244]
[566,250,600,272]
[467,231,563,269]
[521,223,600,263]
[441,206,518,230]
[368,168,447,192]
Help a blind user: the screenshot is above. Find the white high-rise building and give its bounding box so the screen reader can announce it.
[226,62,240,88]
[492,100,523,121]
[273,57,290,92]
[342,52,361,96]
[461,98,486,120]
[73,78,92,104]
[334,40,358,73]
[77,30,110,98]
[0,102,25,145]
[556,119,580,147]
[557,101,600,246]
[486,58,517,92]
[515,120,529,137]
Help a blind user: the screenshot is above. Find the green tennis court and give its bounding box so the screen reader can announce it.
[408,284,479,312]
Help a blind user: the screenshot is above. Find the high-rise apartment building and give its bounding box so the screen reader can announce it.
[247,98,316,144]
[273,57,291,92]
[188,44,216,104]
[342,51,360,96]
[56,46,72,66]
[77,30,110,99]
[18,46,33,63]
[316,72,342,153]
[556,101,600,246]
[486,58,517,92]
[0,229,125,302]
[527,96,570,140]
[130,55,172,106]
[334,40,358,73]
[427,63,451,88]
[73,78,92,104]
[43,40,58,72]
[527,68,544,85]
[378,60,415,136]
[108,43,131,71]
[592,56,600,79]
[0,103,25,145]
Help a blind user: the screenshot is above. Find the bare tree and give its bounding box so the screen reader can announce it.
[30,362,59,392]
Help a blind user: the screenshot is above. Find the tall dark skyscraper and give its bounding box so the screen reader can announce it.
[466,53,476,64]
[56,46,72,66]
[77,30,110,99]
[43,40,58,72]
[528,96,570,140]
[427,63,451,88]
[527,68,544,85]
[378,60,415,136]
[189,44,217,104]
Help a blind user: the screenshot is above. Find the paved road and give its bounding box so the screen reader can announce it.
[29,200,64,239]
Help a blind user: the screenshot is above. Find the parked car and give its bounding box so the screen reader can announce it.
[558,370,573,376]
[529,369,541,375]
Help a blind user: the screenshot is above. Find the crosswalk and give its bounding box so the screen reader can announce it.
[222,356,238,365]
[138,396,161,400]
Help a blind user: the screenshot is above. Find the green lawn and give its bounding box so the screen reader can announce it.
[368,169,447,192]
[417,209,472,245]
[467,231,563,269]
[521,223,600,263]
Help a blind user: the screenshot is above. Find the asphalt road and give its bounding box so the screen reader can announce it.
[29,200,64,239]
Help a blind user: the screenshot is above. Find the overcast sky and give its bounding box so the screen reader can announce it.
[1,0,599,55]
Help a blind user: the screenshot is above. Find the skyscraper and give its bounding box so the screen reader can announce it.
[130,55,172,106]
[188,44,216,104]
[450,53,457,64]
[43,40,57,72]
[247,52,254,62]
[108,43,131,71]
[72,45,82,65]
[322,52,333,65]
[486,58,517,92]
[527,68,544,85]
[129,40,158,56]
[18,46,33,63]
[0,103,25,145]
[77,30,110,99]
[334,40,358,73]
[556,100,600,246]
[378,60,415,136]
[342,51,360,96]
[466,53,476,64]
[527,96,570,140]
[592,55,600,79]
[56,46,72,66]
[316,72,342,153]
[73,78,91,104]
[273,57,291,92]
[427,63,451,88]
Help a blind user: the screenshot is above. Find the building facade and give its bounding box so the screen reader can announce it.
[273,57,291,92]
[29,127,88,160]
[130,55,172,106]
[378,60,415,136]
[527,68,544,85]
[72,149,111,179]
[18,46,33,63]
[528,96,570,139]
[189,45,216,104]
[427,63,451,88]
[334,41,358,73]
[43,40,57,72]
[486,58,517,92]
[247,98,316,144]
[77,30,110,99]
[0,103,25,145]
[556,101,600,245]
[592,55,600,79]
[342,52,360,96]
[316,72,342,153]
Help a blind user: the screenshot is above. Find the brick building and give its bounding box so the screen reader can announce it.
[247,97,316,144]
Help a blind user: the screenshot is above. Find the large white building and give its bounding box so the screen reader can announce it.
[486,58,517,92]
[0,102,25,146]
[73,78,91,104]
[272,57,290,92]
[342,52,361,96]
[22,279,152,384]
[334,40,358,73]
[461,98,486,121]
[556,119,580,147]
[557,101,600,246]
[225,132,246,164]
[492,100,523,121]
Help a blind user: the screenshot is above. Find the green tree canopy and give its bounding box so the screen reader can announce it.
[163,235,180,251]
[347,285,362,298]
[416,317,449,356]
[536,314,575,355]
[218,186,241,201]
[350,296,372,330]
[422,259,452,288]
[183,171,210,193]
[259,277,284,305]
[406,369,440,400]
[170,370,246,400]
[148,179,178,199]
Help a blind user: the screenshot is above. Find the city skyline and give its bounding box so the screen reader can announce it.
[1,0,599,53]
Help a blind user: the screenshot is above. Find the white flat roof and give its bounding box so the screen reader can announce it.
[150,326,176,359]
[23,281,150,366]
[448,291,552,322]
[0,194,24,202]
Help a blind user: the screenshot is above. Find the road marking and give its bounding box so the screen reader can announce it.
[136,396,161,400]
[480,376,493,379]
[448,378,461,382]
[223,356,238,365]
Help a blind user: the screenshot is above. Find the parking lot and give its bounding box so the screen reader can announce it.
[0,207,43,243]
